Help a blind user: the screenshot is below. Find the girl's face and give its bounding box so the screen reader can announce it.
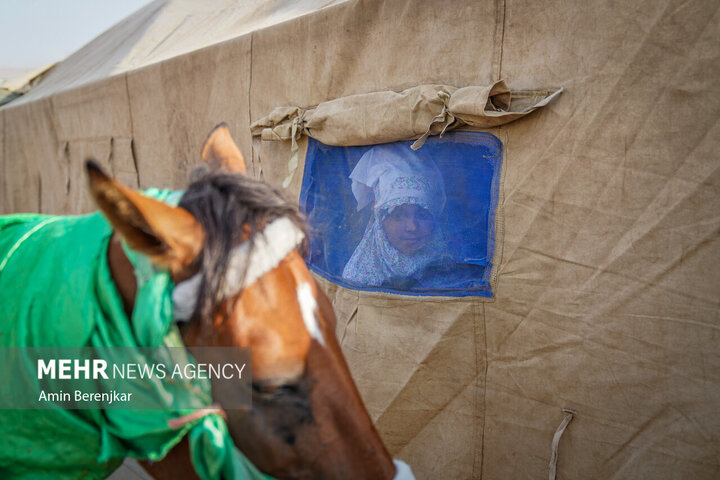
[382,204,434,255]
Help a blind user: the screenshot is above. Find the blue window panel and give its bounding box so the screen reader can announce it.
[299,131,502,297]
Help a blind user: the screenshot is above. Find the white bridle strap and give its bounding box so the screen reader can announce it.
[172,273,202,321]
[393,459,415,480]
[223,217,305,298]
[172,217,305,321]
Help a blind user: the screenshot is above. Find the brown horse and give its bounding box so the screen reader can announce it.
[87,124,413,479]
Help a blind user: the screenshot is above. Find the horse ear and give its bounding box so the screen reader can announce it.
[201,123,247,174]
[85,160,204,275]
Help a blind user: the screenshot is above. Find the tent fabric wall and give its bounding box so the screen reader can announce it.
[316,277,487,479]
[125,35,254,190]
[1,0,719,479]
[10,0,349,105]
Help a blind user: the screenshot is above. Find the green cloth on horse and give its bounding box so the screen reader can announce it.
[0,190,272,480]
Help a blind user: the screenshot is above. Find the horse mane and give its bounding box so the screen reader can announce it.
[178,166,307,324]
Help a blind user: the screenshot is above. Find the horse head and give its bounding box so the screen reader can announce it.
[85,124,412,479]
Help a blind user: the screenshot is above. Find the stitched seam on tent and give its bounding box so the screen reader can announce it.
[471,301,482,477]
[248,32,256,176]
[489,130,507,295]
[499,0,506,79]
[47,96,67,202]
[480,301,489,478]
[36,174,42,213]
[493,0,507,80]
[472,300,479,477]
[124,72,141,188]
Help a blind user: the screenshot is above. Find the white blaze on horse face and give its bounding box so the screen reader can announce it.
[171,217,305,321]
[297,282,324,346]
[224,217,305,296]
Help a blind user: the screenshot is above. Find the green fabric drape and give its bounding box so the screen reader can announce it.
[0,190,272,480]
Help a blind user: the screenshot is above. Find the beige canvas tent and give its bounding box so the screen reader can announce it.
[2,0,719,478]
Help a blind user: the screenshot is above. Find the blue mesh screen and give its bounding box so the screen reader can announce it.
[299,131,502,296]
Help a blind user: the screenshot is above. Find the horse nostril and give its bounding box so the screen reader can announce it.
[251,382,300,396]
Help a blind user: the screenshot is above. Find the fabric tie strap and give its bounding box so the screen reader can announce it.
[167,404,227,430]
[549,408,576,480]
[411,90,456,150]
[282,113,306,188]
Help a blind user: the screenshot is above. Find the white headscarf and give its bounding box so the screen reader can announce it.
[342,143,446,287]
[349,143,445,217]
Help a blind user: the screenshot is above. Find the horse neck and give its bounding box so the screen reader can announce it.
[309,291,396,478]
[107,232,397,479]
